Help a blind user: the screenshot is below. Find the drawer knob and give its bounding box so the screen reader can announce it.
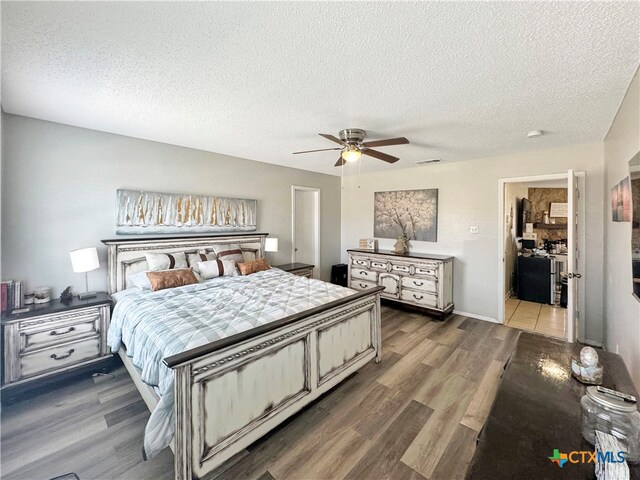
[51,349,75,360]
[359,283,368,288]
[359,270,367,275]
[50,326,76,336]
[414,281,424,286]
[413,294,424,300]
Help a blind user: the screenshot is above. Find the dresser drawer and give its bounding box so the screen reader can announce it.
[400,289,438,308]
[369,260,389,272]
[390,262,412,274]
[414,264,439,277]
[19,336,101,380]
[351,268,378,282]
[401,277,437,293]
[350,279,377,291]
[351,257,369,268]
[20,312,100,353]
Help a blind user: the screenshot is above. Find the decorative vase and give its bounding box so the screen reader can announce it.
[394,238,408,254]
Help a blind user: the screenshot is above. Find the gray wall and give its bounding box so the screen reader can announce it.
[604,68,640,389]
[1,114,341,296]
[341,142,605,345]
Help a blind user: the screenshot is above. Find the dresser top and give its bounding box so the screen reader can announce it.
[1,292,111,323]
[347,249,454,261]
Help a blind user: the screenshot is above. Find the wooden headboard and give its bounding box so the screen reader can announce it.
[101,233,268,294]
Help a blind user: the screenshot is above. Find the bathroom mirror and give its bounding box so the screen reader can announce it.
[631,152,640,301]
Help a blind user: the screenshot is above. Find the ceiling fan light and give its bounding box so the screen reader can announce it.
[342,147,361,163]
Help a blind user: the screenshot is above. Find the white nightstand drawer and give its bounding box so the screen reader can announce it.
[21,313,100,352]
[19,336,101,380]
[401,277,437,293]
[351,268,378,282]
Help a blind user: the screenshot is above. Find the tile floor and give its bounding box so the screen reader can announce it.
[504,297,566,339]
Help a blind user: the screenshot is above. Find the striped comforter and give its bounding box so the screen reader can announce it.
[107,268,354,459]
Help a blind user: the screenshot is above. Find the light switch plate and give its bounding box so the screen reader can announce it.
[469,226,479,234]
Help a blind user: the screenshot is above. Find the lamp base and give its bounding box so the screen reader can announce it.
[78,291,97,300]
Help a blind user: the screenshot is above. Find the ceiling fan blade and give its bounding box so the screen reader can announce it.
[362,137,410,148]
[319,133,347,146]
[334,156,346,167]
[362,149,399,163]
[293,147,343,154]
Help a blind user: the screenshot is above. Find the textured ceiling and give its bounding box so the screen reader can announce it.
[2,2,639,176]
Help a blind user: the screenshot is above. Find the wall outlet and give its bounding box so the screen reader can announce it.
[469,226,479,234]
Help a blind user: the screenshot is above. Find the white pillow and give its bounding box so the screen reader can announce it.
[128,271,152,290]
[198,258,238,279]
[212,244,244,265]
[145,252,188,271]
[187,251,217,274]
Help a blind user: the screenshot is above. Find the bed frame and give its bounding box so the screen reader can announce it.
[102,233,383,480]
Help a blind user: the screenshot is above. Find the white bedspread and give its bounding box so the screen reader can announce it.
[107,268,354,458]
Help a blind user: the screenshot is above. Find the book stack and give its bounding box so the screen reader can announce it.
[1,280,25,314]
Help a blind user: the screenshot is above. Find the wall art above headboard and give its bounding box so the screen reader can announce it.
[116,189,257,234]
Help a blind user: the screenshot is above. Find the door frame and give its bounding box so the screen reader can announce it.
[497,172,586,342]
[291,186,321,277]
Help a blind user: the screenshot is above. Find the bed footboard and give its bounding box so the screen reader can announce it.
[165,287,383,480]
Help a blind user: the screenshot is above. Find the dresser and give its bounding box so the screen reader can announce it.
[275,263,315,278]
[2,293,112,398]
[347,249,454,318]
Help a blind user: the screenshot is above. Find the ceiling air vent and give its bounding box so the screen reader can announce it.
[415,159,442,165]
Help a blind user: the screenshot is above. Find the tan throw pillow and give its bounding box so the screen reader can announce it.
[238,258,271,276]
[146,268,198,291]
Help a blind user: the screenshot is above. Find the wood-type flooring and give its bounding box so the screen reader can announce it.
[1,304,520,480]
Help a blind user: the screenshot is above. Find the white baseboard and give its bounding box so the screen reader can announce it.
[453,310,500,324]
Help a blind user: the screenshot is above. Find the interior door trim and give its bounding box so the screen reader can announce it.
[291,186,321,278]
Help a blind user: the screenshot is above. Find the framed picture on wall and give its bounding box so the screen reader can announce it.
[374,189,438,242]
[610,177,631,222]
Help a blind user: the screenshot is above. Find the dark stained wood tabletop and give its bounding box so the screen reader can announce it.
[466,332,639,479]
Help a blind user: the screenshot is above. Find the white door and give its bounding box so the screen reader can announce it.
[292,187,320,278]
[566,170,580,343]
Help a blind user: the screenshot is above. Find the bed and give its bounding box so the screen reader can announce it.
[102,233,383,480]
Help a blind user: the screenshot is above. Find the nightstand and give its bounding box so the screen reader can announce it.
[276,263,315,278]
[2,292,112,399]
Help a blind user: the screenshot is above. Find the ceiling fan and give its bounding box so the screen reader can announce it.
[293,129,409,166]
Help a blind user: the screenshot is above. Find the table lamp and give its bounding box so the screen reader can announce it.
[265,237,278,265]
[70,247,100,299]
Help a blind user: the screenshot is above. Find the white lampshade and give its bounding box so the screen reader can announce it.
[265,238,279,253]
[70,247,100,273]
